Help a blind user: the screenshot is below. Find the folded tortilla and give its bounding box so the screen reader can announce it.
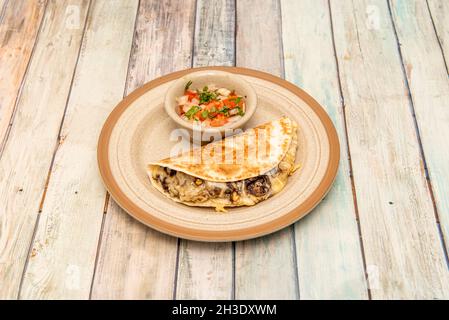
[147,117,298,211]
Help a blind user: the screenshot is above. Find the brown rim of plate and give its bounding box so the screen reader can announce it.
[97,66,340,242]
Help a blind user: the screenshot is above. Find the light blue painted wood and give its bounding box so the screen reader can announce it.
[19,0,140,299]
[234,0,299,300]
[390,0,449,267]
[281,0,368,299]
[427,0,449,72]
[330,0,449,298]
[0,0,89,300]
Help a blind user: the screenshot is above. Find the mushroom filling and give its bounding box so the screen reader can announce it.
[151,166,279,204]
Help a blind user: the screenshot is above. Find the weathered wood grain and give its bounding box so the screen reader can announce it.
[19,0,138,299]
[234,0,298,300]
[427,0,449,72]
[390,0,449,266]
[0,0,8,24]
[175,0,235,300]
[91,204,180,299]
[281,0,368,299]
[177,241,233,299]
[0,0,46,152]
[236,0,284,76]
[91,0,196,299]
[235,230,297,299]
[0,0,89,299]
[192,0,235,67]
[330,0,449,299]
[124,0,196,93]
[0,0,6,16]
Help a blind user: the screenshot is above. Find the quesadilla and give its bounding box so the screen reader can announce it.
[147,117,299,211]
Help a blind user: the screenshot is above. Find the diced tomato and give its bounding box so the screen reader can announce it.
[203,101,220,110]
[194,110,208,121]
[185,90,198,102]
[210,114,228,127]
[222,99,237,109]
[205,102,215,110]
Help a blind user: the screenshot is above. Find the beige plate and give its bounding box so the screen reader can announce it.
[97,67,340,242]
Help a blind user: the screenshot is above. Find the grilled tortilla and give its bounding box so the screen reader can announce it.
[148,117,298,211]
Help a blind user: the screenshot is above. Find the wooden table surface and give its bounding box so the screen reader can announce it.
[0,0,448,300]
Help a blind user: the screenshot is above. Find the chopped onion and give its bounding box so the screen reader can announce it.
[182,104,192,113]
[177,95,188,105]
[217,88,231,96]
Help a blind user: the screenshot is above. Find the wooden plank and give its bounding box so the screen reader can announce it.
[91,205,179,300]
[192,0,235,67]
[177,241,233,299]
[0,0,89,299]
[175,0,235,300]
[91,0,196,300]
[236,0,283,76]
[0,0,8,24]
[0,0,46,152]
[427,0,449,71]
[390,0,449,267]
[281,0,368,299]
[234,0,298,300]
[330,0,449,299]
[19,0,138,299]
[235,230,297,299]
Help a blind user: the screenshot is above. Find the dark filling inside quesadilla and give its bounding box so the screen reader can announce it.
[150,162,293,209]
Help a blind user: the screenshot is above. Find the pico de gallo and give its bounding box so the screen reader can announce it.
[176,81,246,127]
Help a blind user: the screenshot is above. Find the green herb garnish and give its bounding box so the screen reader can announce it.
[230,96,242,104]
[184,80,193,91]
[219,107,230,116]
[185,105,200,119]
[197,86,218,104]
[201,110,209,119]
[199,91,217,104]
[236,106,245,116]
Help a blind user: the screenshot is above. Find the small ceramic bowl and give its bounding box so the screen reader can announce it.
[164,70,257,143]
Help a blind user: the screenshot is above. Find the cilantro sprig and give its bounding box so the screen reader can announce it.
[198,86,218,104]
[218,107,230,116]
[230,96,242,104]
[184,80,193,91]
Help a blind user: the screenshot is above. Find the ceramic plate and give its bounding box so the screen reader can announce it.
[97,67,340,241]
